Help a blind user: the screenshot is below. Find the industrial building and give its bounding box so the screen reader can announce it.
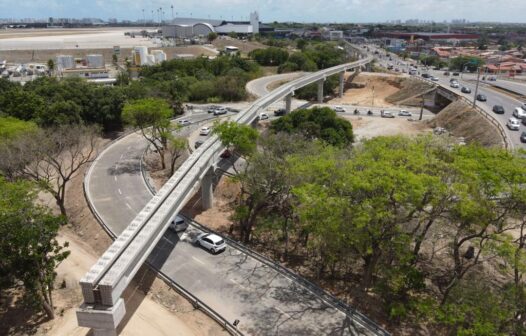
[162,11,260,39]
[131,46,167,66]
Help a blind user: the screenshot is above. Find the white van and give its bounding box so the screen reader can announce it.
[169,216,188,232]
[513,107,526,119]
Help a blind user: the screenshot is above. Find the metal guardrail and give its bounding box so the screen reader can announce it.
[184,218,390,336]
[411,76,512,150]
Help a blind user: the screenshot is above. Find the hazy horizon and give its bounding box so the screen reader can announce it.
[1,0,526,24]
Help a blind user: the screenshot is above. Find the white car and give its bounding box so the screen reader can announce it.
[381,110,395,118]
[507,117,521,131]
[196,233,226,254]
[398,110,412,117]
[200,126,211,136]
[513,107,526,119]
[259,112,269,120]
[333,106,346,113]
[178,119,191,126]
[169,216,188,232]
[213,107,228,116]
[450,82,460,88]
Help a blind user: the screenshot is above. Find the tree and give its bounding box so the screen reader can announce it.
[207,32,218,43]
[0,124,99,218]
[0,177,69,319]
[270,107,354,147]
[112,54,118,64]
[296,39,308,51]
[122,98,173,169]
[167,135,187,176]
[0,117,38,143]
[47,59,55,75]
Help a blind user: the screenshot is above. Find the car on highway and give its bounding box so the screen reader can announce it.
[178,119,191,126]
[207,105,219,113]
[450,82,460,88]
[492,105,505,114]
[452,72,460,76]
[199,126,211,136]
[196,233,226,254]
[194,140,205,149]
[521,131,526,143]
[476,94,487,102]
[430,76,439,81]
[274,108,286,116]
[259,112,269,120]
[513,107,526,119]
[409,69,417,75]
[169,216,188,232]
[461,87,472,94]
[381,110,395,118]
[333,106,346,113]
[507,117,521,131]
[398,110,412,117]
[421,73,430,79]
[213,107,228,116]
[488,76,497,81]
[443,71,450,76]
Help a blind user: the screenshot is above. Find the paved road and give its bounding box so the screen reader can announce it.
[370,45,525,149]
[86,76,384,335]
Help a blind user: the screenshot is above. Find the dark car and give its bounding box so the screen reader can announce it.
[452,72,460,76]
[443,71,450,76]
[492,105,505,114]
[476,94,487,102]
[194,140,204,149]
[521,131,526,143]
[461,86,472,94]
[274,108,286,116]
[421,73,430,78]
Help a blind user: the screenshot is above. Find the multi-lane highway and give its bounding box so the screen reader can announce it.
[84,72,386,335]
[370,45,525,148]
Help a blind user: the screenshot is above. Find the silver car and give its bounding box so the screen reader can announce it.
[507,117,520,131]
[196,233,226,254]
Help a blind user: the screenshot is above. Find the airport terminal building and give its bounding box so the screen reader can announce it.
[162,11,259,38]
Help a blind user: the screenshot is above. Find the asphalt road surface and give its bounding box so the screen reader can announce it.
[370,45,526,149]
[86,77,385,335]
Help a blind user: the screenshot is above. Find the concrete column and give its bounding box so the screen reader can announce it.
[285,93,292,113]
[201,168,214,210]
[317,79,324,104]
[338,71,345,98]
[76,299,126,336]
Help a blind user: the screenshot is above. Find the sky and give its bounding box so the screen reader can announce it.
[1,0,526,23]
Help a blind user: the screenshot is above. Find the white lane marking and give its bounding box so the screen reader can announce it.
[125,203,132,210]
[114,176,117,181]
[118,189,122,195]
[162,236,174,245]
[192,256,205,265]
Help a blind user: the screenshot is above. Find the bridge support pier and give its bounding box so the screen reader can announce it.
[285,93,292,113]
[201,168,214,210]
[76,299,125,336]
[317,79,324,104]
[338,71,345,98]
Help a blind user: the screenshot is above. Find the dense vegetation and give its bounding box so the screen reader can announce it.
[0,177,69,319]
[215,123,526,335]
[270,107,354,147]
[0,55,261,132]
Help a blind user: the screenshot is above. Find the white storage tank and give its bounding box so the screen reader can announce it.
[56,55,75,70]
[151,50,167,64]
[86,54,104,68]
[133,46,149,66]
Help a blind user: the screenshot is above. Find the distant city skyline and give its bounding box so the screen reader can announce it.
[0,0,526,24]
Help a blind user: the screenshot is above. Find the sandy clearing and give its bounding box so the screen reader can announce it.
[331,73,404,107]
[41,231,197,336]
[345,115,432,140]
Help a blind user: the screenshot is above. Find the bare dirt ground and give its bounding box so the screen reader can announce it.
[331,73,404,107]
[0,135,228,336]
[347,116,432,140]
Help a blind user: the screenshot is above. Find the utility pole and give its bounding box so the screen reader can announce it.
[472,67,481,108]
[419,95,424,120]
[142,9,145,23]
[171,5,174,20]
[372,85,375,107]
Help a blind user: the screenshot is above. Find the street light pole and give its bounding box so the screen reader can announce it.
[472,67,481,108]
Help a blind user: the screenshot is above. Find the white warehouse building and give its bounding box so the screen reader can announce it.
[162,11,259,39]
